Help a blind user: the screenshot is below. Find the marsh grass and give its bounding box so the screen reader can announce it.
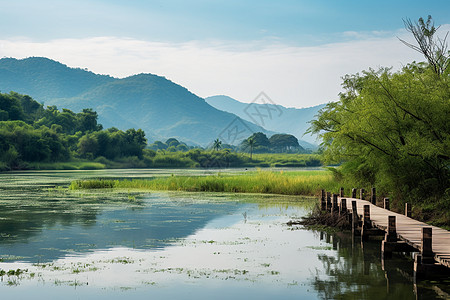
[69,170,342,196]
[29,161,106,170]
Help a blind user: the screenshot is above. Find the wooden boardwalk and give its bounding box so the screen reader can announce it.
[339,197,450,269]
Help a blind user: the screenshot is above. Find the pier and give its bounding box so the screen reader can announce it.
[320,188,450,280]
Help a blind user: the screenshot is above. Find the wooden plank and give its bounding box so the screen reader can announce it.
[339,197,450,269]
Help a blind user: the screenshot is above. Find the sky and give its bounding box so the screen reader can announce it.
[0,0,449,108]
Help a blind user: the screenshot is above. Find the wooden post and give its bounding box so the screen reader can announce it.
[339,187,344,197]
[405,203,411,218]
[340,198,347,216]
[382,216,397,259]
[371,187,376,205]
[351,201,358,234]
[363,205,370,227]
[422,227,433,263]
[386,216,397,242]
[360,188,365,200]
[384,198,390,210]
[320,189,326,211]
[361,205,371,241]
[332,194,339,214]
[351,188,356,198]
[326,192,331,212]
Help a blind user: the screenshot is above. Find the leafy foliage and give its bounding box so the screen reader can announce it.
[309,63,449,201]
[0,91,147,170]
[240,132,305,154]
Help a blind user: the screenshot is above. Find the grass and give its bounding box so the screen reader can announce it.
[28,161,106,170]
[3,152,322,171]
[69,169,342,197]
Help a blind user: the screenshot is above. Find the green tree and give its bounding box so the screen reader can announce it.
[399,15,449,76]
[242,137,256,160]
[77,108,102,132]
[0,93,24,121]
[77,134,99,159]
[308,63,449,200]
[213,138,222,151]
[269,134,302,153]
[309,16,450,204]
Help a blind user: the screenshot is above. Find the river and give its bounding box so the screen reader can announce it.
[0,169,447,299]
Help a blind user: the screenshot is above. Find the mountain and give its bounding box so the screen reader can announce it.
[206,95,326,149]
[0,57,272,146]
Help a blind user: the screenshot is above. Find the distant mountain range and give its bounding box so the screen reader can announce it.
[206,95,325,149]
[0,57,324,148]
[0,57,275,146]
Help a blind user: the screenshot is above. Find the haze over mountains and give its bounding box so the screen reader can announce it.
[0,57,323,147]
[206,95,324,148]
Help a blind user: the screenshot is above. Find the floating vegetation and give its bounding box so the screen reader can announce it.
[69,179,117,190]
[0,268,28,277]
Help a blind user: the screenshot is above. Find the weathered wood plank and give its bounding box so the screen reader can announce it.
[340,197,450,269]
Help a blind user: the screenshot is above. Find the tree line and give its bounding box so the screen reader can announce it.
[0,92,147,170]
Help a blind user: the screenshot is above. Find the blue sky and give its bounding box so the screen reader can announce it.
[1,0,449,107]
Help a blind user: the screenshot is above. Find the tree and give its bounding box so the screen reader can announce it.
[0,93,24,121]
[399,15,449,76]
[308,16,450,204]
[77,134,99,159]
[149,141,168,151]
[308,63,449,200]
[165,138,180,147]
[213,138,222,151]
[269,134,302,153]
[242,137,256,160]
[77,108,102,132]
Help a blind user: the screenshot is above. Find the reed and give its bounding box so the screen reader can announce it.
[70,170,341,196]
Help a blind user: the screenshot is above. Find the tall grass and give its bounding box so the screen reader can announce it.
[29,161,106,170]
[70,179,117,189]
[69,170,342,196]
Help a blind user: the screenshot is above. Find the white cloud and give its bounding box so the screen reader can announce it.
[0,26,442,108]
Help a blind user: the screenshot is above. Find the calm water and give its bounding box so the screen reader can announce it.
[0,169,448,299]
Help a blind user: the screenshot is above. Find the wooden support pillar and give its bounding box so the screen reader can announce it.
[363,205,370,226]
[360,188,365,200]
[351,188,356,198]
[386,216,397,242]
[326,192,332,212]
[320,189,326,211]
[382,214,417,260]
[339,187,344,197]
[405,203,411,218]
[384,198,390,210]
[361,205,371,241]
[340,198,347,216]
[370,187,376,205]
[351,201,359,235]
[414,253,450,281]
[421,227,433,264]
[332,194,339,215]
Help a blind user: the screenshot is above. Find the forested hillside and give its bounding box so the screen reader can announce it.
[0,57,272,145]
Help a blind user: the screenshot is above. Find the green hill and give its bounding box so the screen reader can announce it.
[0,57,271,145]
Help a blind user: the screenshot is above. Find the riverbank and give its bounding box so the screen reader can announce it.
[2,153,322,171]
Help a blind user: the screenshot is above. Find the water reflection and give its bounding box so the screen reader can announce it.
[0,188,247,262]
[311,231,450,299]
